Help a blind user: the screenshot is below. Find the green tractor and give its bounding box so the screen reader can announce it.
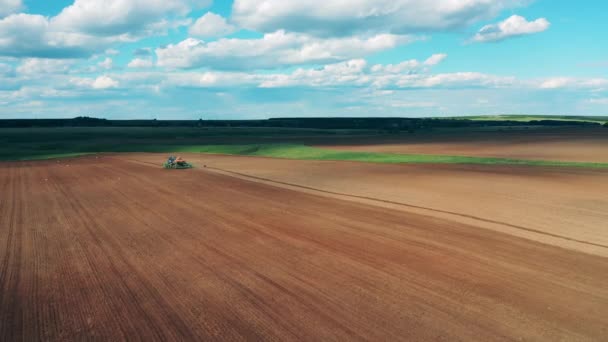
[163,156,193,169]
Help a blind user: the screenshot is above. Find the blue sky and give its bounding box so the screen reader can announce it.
[0,0,606,119]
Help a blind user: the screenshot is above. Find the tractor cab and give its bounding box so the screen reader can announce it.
[164,155,193,169]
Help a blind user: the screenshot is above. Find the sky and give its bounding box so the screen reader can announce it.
[0,0,606,119]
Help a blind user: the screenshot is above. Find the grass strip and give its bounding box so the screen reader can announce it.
[171,144,608,169]
[3,143,608,169]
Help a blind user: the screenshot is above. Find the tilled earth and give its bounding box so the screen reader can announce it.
[319,127,608,163]
[1,156,607,341]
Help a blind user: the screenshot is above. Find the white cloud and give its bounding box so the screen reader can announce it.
[0,0,212,59]
[259,59,369,88]
[92,75,119,89]
[165,71,260,88]
[232,0,524,36]
[158,57,515,91]
[371,54,447,74]
[370,70,516,90]
[539,77,570,89]
[396,72,517,88]
[0,14,58,56]
[128,58,154,68]
[4,65,608,118]
[16,58,75,75]
[587,98,608,105]
[472,15,550,43]
[156,30,415,70]
[371,60,421,74]
[0,13,120,58]
[189,12,236,38]
[424,53,447,66]
[71,75,119,89]
[581,79,608,90]
[539,77,608,90]
[98,57,113,70]
[0,0,22,18]
[51,0,211,37]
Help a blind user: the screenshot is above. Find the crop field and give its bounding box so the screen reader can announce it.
[134,153,608,256]
[2,126,608,166]
[445,115,608,124]
[1,126,608,340]
[319,126,608,163]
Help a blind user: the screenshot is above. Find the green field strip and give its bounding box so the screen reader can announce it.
[3,143,608,169]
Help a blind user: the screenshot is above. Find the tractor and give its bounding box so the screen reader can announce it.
[163,155,193,169]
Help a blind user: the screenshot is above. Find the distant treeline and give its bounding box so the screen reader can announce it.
[0,116,602,130]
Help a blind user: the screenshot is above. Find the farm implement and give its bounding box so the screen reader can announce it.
[163,156,193,169]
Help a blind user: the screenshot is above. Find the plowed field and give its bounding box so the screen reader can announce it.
[1,156,607,341]
[319,127,608,163]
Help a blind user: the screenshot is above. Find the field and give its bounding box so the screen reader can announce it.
[319,126,608,163]
[2,126,608,166]
[1,125,608,340]
[446,114,608,124]
[136,153,608,256]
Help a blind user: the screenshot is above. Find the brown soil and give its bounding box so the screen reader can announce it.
[318,127,608,162]
[132,153,608,256]
[1,156,607,341]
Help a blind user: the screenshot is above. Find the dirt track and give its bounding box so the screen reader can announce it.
[1,156,608,340]
[319,127,608,162]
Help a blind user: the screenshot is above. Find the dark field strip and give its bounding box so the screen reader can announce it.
[2,126,608,168]
[1,157,607,340]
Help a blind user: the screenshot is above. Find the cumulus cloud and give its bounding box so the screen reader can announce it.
[189,12,236,38]
[539,77,570,89]
[93,75,119,89]
[0,14,119,58]
[3,0,603,118]
[396,72,516,89]
[370,54,447,74]
[0,0,22,18]
[424,53,447,66]
[16,58,75,75]
[128,58,154,68]
[539,77,608,90]
[157,55,513,91]
[165,71,260,88]
[156,30,415,70]
[98,57,113,70]
[472,15,550,43]
[70,75,119,89]
[259,59,370,88]
[232,0,524,36]
[0,0,212,59]
[51,0,211,37]
[287,68,514,90]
